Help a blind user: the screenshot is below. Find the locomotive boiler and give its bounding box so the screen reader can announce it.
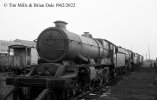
[4,20,143,100]
[37,21,108,63]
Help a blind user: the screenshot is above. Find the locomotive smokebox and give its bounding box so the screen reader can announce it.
[37,20,69,62]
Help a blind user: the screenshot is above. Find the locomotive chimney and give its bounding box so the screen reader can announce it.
[54,20,68,29]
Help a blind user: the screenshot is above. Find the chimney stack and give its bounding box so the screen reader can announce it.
[54,20,68,29]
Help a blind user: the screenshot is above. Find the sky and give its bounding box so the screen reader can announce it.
[0,0,157,59]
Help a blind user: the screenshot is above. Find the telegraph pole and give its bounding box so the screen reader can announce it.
[146,53,147,60]
[148,45,150,59]
[148,45,152,67]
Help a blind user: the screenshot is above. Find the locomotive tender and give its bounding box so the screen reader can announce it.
[4,21,143,100]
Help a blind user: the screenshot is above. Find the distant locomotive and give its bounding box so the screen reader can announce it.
[4,21,143,100]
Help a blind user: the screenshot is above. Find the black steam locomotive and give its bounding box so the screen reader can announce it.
[4,21,143,100]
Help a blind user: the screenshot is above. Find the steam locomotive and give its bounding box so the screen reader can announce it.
[4,21,143,100]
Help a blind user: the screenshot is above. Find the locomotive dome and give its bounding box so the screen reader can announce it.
[36,21,68,62]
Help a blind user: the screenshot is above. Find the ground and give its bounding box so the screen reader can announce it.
[97,67,157,100]
[0,66,157,100]
[0,73,13,100]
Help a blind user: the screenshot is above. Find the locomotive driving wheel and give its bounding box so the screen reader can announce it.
[104,68,110,82]
[36,89,56,100]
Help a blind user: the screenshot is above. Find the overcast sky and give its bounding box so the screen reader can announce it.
[0,0,157,59]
